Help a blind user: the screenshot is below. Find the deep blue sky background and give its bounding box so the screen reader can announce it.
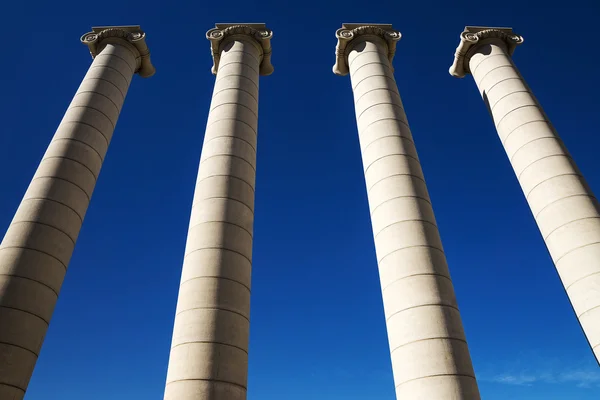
[1,1,599,399]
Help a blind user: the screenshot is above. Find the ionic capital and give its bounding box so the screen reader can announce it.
[333,23,401,76]
[449,26,524,78]
[81,25,155,78]
[206,23,274,76]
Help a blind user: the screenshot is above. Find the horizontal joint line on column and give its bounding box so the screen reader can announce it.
[212,87,258,105]
[351,60,393,76]
[555,241,600,265]
[382,273,452,293]
[218,60,260,75]
[165,378,246,391]
[391,337,467,354]
[486,77,524,98]
[206,118,257,135]
[502,119,549,146]
[472,53,511,76]
[75,90,120,115]
[175,307,249,323]
[509,136,562,164]
[188,220,253,239]
[352,74,396,93]
[31,176,90,201]
[192,196,253,214]
[89,65,131,86]
[215,74,258,90]
[95,52,135,75]
[0,341,39,357]
[370,195,432,216]
[22,197,84,223]
[0,382,25,393]
[535,194,598,219]
[495,105,541,130]
[0,273,59,297]
[223,49,260,63]
[357,102,405,122]
[200,154,256,174]
[544,216,600,241]
[396,373,476,388]
[0,305,50,326]
[378,245,445,264]
[203,134,257,154]
[10,220,76,245]
[362,135,415,155]
[577,303,600,319]
[82,77,126,100]
[566,271,600,291]
[476,64,515,87]
[51,137,104,163]
[386,304,460,323]
[354,87,401,105]
[42,155,98,180]
[362,117,410,133]
[0,246,67,271]
[170,340,248,354]
[490,90,532,113]
[180,276,251,293]
[374,219,438,240]
[525,173,583,201]
[184,247,252,265]
[364,153,422,178]
[517,154,574,181]
[210,102,258,118]
[195,175,255,194]
[368,174,426,195]
[58,120,110,147]
[67,105,115,130]
[349,50,388,69]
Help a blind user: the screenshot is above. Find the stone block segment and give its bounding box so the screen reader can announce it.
[334,23,481,400]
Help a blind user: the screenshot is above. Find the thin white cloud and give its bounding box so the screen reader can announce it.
[485,368,600,388]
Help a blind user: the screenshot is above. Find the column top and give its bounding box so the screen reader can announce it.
[81,25,155,78]
[449,26,524,78]
[333,23,401,76]
[206,23,274,76]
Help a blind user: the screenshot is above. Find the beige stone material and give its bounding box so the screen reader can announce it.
[334,24,481,399]
[163,23,273,400]
[0,26,153,399]
[450,26,600,364]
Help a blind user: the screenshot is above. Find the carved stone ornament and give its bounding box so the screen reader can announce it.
[449,26,524,78]
[81,25,155,78]
[333,23,401,76]
[206,23,274,76]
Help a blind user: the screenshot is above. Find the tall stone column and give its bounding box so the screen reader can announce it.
[163,24,273,400]
[450,26,600,363]
[0,26,154,399]
[333,24,480,399]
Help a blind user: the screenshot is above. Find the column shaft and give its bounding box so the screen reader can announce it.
[348,35,480,399]
[0,42,136,398]
[469,41,600,361]
[164,39,260,400]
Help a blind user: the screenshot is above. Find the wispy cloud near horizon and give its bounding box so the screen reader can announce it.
[483,368,600,388]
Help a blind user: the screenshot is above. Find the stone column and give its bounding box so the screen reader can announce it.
[450,26,600,363]
[163,23,273,400]
[333,24,480,399]
[0,26,154,399]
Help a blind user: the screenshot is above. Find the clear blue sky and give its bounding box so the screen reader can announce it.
[1,1,599,399]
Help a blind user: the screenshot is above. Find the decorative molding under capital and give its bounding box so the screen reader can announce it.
[81,25,155,78]
[206,23,274,76]
[333,23,401,76]
[449,26,524,78]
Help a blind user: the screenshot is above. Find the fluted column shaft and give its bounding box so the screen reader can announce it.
[0,40,141,399]
[164,38,261,400]
[340,29,480,399]
[468,38,600,362]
